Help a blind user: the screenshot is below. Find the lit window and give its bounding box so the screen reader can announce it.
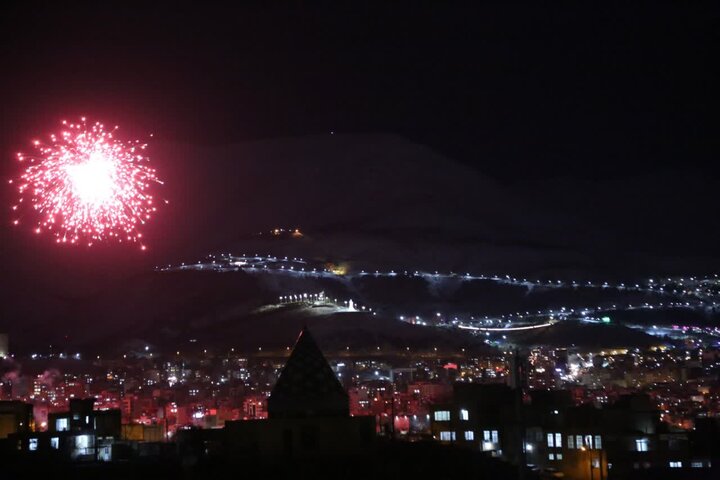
[439,431,455,441]
[636,438,649,452]
[594,435,602,450]
[556,453,563,460]
[585,435,593,449]
[464,431,474,441]
[483,430,499,444]
[576,435,583,448]
[29,438,38,451]
[459,409,469,421]
[56,418,69,432]
[555,433,562,448]
[568,435,575,449]
[547,433,555,448]
[669,461,682,468]
[690,461,703,468]
[50,437,59,449]
[434,411,450,421]
[75,435,91,450]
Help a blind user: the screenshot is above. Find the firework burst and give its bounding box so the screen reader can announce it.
[11,118,163,249]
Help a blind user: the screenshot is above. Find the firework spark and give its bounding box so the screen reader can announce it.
[12,118,163,248]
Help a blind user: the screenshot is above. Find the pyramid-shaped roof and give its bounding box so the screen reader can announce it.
[267,327,349,419]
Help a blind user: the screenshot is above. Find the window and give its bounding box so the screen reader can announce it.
[56,418,69,432]
[636,438,649,452]
[98,445,112,462]
[459,409,469,421]
[691,462,703,468]
[492,430,499,443]
[464,431,474,441]
[594,435,602,450]
[585,435,593,449]
[439,431,456,441]
[546,432,562,447]
[556,453,563,460]
[484,430,491,441]
[548,453,555,460]
[481,441,495,452]
[29,438,38,451]
[669,461,682,468]
[434,410,450,421]
[50,437,59,449]
[75,435,91,450]
[568,435,575,449]
[576,435,583,448]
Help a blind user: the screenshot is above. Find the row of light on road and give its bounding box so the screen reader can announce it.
[158,253,720,306]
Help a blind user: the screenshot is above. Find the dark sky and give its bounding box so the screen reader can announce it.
[1,2,717,181]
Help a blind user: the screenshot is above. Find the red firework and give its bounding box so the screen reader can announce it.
[11,118,163,249]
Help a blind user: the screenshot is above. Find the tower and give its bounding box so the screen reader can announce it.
[267,327,349,419]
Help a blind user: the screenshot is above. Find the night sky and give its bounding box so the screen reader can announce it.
[2,2,717,179]
[1,2,719,343]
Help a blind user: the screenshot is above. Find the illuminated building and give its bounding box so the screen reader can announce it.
[431,383,516,458]
[431,384,714,479]
[8,398,121,461]
[242,395,268,419]
[0,401,33,439]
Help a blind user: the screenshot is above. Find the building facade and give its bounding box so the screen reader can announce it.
[431,383,714,479]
